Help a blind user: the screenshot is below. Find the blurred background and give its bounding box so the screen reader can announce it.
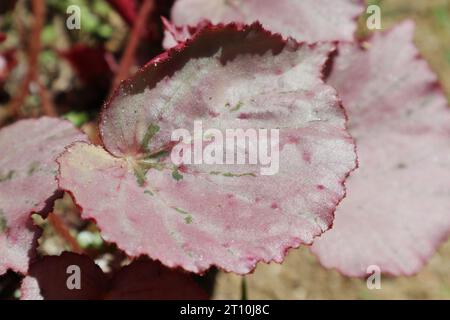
[0,0,449,299]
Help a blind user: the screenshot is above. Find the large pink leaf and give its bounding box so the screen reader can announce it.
[311,21,450,277]
[21,252,207,300]
[169,0,364,43]
[0,117,88,275]
[58,23,357,274]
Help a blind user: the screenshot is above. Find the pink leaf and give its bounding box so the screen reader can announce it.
[0,117,88,275]
[58,23,356,274]
[21,252,208,300]
[169,0,364,44]
[311,21,450,277]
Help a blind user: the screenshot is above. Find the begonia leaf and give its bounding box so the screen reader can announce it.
[0,117,87,275]
[169,0,364,43]
[58,23,356,274]
[312,21,450,276]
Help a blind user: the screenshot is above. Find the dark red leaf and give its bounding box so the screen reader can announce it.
[21,252,108,300]
[105,260,208,300]
[59,44,115,86]
[21,252,208,300]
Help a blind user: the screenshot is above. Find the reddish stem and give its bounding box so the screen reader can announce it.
[38,82,57,116]
[7,0,56,117]
[110,0,154,95]
[48,212,83,255]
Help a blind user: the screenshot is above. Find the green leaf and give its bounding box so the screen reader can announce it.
[77,230,103,249]
[97,24,113,39]
[41,25,57,45]
[433,7,450,28]
[63,111,90,128]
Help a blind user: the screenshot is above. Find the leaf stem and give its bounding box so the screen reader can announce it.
[109,0,155,95]
[47,212,83,254]
[241,277,248,300]
[7,0,56,118]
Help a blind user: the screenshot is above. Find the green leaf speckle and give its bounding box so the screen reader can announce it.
[210,171,256,178]
[0,209,7,233]
[173,207,189,215]
[63,111,90,128]
[0,170,15,182]
[133,166,147,187]
[27,161,40,176]
[172,168,183,181]
[172,207,193,224]
[225,101,244,112]
[141,123,160,153]
[230,101,244,112]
